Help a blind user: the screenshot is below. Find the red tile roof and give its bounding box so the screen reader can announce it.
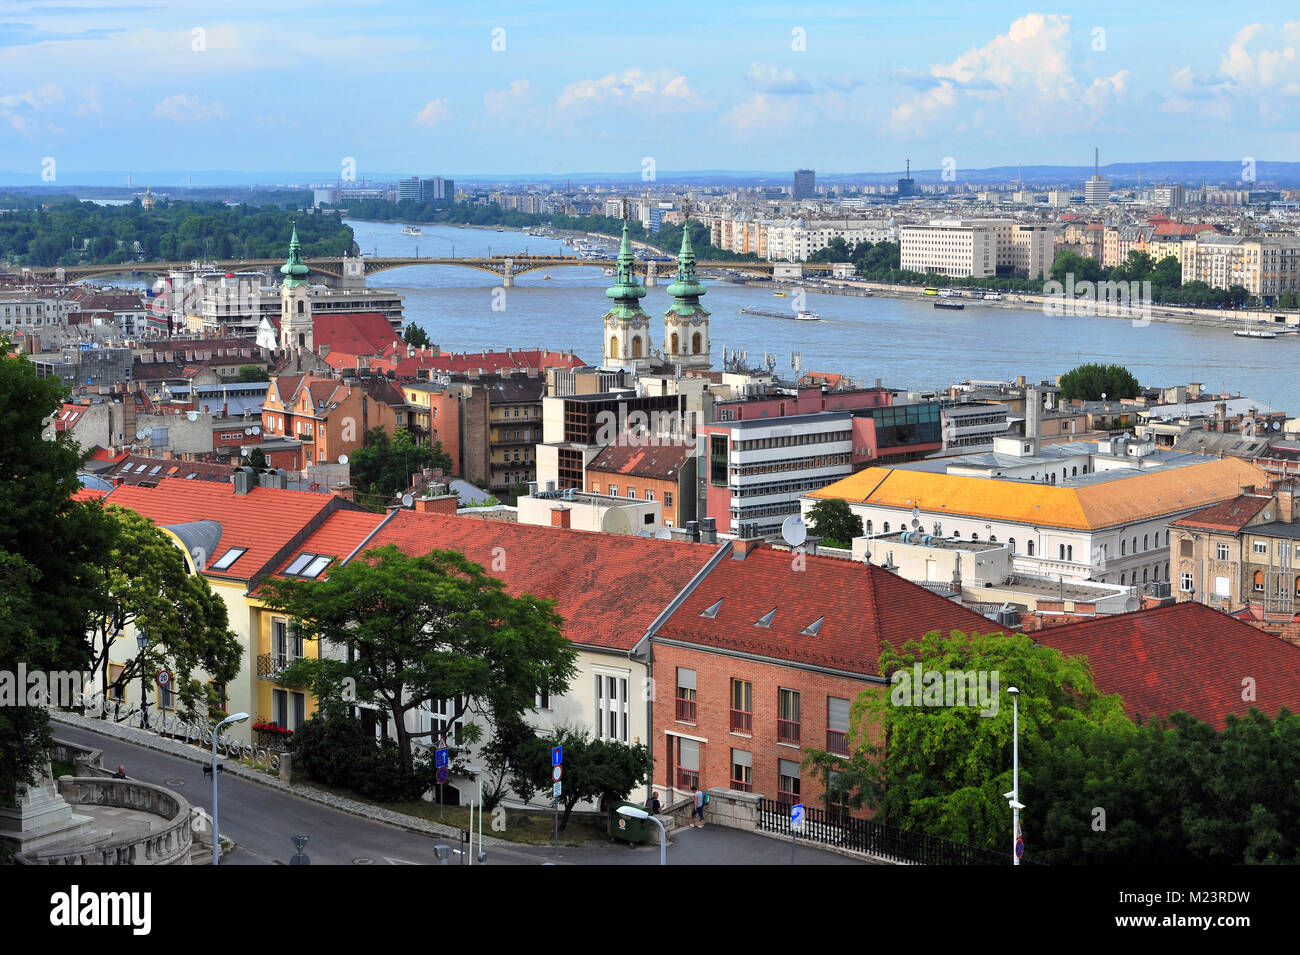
[363,510,719,650]
[1171,494,1273,532]
[264,509,388,581]
[587,442,693,481]
[312,312,397,359]
[72,488,107,502]
[655,547,1005,675]
[1034,602,1300,729]
[361,346,587,380]
[104,478,338,581]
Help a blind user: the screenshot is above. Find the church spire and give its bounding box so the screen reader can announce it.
[280,223,310,288]
[601,222,652,369]
[662,223,710,369]
[666,227,706,312]
[605,222,646,307]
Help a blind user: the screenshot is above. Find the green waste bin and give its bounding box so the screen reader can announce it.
[608,801,651,845]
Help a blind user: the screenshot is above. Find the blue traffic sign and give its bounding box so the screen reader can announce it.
[552,745,563,766]
[791,803,804,829]
[435,747,449,768]
[436,766,449,784]
[1015,838,1025,859]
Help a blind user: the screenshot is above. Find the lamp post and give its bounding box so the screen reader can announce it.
[211,711,249,866]
[616,805,666,866]
[1003,686,1024,866]
[135,631,149,729]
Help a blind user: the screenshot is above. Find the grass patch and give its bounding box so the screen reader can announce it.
[51,759,77,779]
[296,780,609,846]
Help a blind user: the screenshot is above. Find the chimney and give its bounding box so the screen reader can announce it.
[551,506,571,529]
[331,483,355,502]
[700,517,717,544]
[415,494,459,515]
[685,520,699,542]
[233,466,255,494]
[1278,483,1296,524]
[731,537,764,560]
[1025,384,1041,455]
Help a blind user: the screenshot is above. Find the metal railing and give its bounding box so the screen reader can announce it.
[675,767,700,790]
[256,653,298,680]
[675,697,696,722]
[826,730,849,757]
[758,798,1013,865]
[730,709,752,733]
[729,777,753,793]
[777,719,801,744]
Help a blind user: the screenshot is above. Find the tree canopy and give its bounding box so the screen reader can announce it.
[350,426,453,504]
[402,324,431,348]
[806,498,863,549]
[1058,362,1141,402]
[260,544,578,770]
[509,725,653,831]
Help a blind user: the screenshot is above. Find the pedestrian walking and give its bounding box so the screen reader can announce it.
[690,784,705,828]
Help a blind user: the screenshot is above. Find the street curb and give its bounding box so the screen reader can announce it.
[50,710,519,850]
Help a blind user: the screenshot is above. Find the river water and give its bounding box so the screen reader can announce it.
[344,220,1300,414]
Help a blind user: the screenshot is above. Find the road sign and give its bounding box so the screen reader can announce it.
[435,747,449,768]
[552,780,562,799]
[156,669,171,688]
[552,745,563,766]
[1015,838,1025,859]
[791,803,804,831]
[551,764,562,782]
[436,766,449,784]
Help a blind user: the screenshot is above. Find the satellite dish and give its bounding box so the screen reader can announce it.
[187,411,199,422]
[781,515,807,548]
[142,428,152,437]
[401,493,414,507]
[337,454,349,465]
[600,508,633,536]
[911,505,921,522]
[636,529,652,538]
[244,427,253,435]
[135,430,146,440]
[252,425,260,435]
[654,527,673,540]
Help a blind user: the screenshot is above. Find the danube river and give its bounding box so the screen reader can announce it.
[323,220,1300,415]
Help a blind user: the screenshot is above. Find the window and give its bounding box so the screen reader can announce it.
[1067,545,1073,561]
[710,434,729,486]
[731,749,753,792]
[665,492,673,508]
[676,668,697,722]
[595,672,629,742]
[1121,539,1127,556]
[535,687,549,710]
[730,678,753,733]
[609,484,618,497]
[1254,570,1265,592]
[645,490,655,502]
[1216,543,1230,561]
[108,662,126,702]
[1215,576,1231,597]
[1179,539,1193,558]
[1253,541,1268,555]
[778,758,801,807]
[827,696,851,756]
[1059,544,1066,560]
[627,488,636,499]
[1027,540,1034,556]
[211,547,247,571]
[292,691,305,730]
[1143,534,1149,551]
[777,688,801,744]
[418,696,465,746]
[273,689,288,727]
[677,737,700,790]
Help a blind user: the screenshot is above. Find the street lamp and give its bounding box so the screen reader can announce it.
[616,805,667,866]
[211,711,249,866]
[1004,686,1024,866]
[135,631,149,729]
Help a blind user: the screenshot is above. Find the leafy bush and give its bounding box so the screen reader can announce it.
[288,714,434,802]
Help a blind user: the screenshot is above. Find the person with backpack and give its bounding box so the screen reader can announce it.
[690,784,705,828]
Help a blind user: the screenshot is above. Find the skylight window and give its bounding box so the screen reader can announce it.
[699,599,722,619]
[755,608,777,628]
[211,547,247,571]
[300,556,332,578]
[285,553,314,575]
[801,616,824,637]
[285,553,332,579]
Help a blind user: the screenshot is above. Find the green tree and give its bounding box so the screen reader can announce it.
[350,426,453,503]
[0,338,112,806]
[510,725,653,831]
[82,505,242,722]
[246,448,268,470]
[1058,362,1141,402]
[805,498,864,548]
[801,629,1132,850]
[1151,255,1182,289]
[236,364,269,383]
[1050,250,1103,284]
[261,545,578,768]
[402,324,431,348]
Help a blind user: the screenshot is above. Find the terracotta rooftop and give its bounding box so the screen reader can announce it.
[1170,493,1274,532]
[587,442,694,481]
[362,510,721,651]
[1034,602,1300,729]
[654,546,1006,676]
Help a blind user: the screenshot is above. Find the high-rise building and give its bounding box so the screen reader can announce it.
[397,177,423,203]
[421,176,454,202]
[897,158,916,198]
[793,169,816,200]
[1085,147,1110,205]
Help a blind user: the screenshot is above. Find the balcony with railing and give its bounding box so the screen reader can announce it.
[777,718,801,744]
[676,767,700,790]
[827,729,850,757]
[256,653,297,681]
[675,697,696,722]
[729,777,753,793]
[730,709,752,733]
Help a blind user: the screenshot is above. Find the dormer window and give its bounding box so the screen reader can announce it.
[211,547,247,571]
[286,553,332,578]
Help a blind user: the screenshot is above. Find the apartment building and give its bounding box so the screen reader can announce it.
[261,373,399,470]
[899,219,1055,279]
[1181,235,1300,299]
[1170,488,1278,611]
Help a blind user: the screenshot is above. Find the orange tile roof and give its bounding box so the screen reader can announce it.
[656,547,1005,675]
[363,510,720,650]
[72,488,107,502]
[1035,602,1300,729]
[808,458,1271,530]
[104,478,338,581]
[266,509,388,580]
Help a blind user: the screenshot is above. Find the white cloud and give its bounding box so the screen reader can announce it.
[412,98,452,128]
[484,79,531,116]
[1216,22,1300,95]
[745,62,813,95]
[152,93,225,121]
[720,93,801,136]
[889,14,1128,139]
[0,83,65,133]
[556,69,703,111]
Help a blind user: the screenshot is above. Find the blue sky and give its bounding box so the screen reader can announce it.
[2,1,1298,179]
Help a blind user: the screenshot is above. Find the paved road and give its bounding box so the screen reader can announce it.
[55,724,865,866]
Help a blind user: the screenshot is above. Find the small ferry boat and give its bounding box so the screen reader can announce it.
[401,225,421,235]
[1233,328,1277,339]
[794,310,821,321]
[934,301,965,310]
[773,291,787,298]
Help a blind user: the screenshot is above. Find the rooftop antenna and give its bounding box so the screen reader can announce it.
[1094,147,1099,177]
